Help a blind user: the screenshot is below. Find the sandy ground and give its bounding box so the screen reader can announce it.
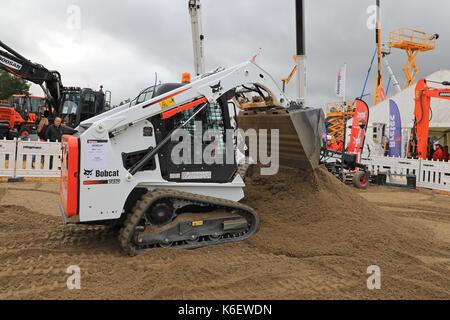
[0,167,449,300]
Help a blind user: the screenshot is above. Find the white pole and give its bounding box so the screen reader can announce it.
[297,55,306,104]
[383,56,402,94]
[296,0,306,106]
[188,0,205,76]
[343,63,347,103]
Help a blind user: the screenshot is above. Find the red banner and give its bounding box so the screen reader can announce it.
[347,99,369,158]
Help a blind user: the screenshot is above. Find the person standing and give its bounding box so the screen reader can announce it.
[443,146,449,162]
[37,118,49,141]
[432,144,443,161]
[45,117,63,142]
[44,117,63,170]
[337,139,344,152]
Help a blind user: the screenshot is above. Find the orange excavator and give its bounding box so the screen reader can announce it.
[0,94,46,137]
[0,40,109,140]
[410,78,450,159]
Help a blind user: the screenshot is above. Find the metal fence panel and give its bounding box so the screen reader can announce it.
[0,138,17,177]
[15,140,62,178]
[362,156,450,191]
[418,159,450,192]
[361,156,421,184]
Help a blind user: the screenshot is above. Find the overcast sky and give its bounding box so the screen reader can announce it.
[1,0,449,107]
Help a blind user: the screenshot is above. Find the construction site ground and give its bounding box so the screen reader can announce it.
[0,166,449,300]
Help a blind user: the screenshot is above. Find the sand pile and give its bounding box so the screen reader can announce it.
[0,168,449,299]
[242,166,450,298]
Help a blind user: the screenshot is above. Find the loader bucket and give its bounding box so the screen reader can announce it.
[237,106,325,171]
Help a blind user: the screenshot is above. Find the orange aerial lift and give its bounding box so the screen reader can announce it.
[373,0,384,106]
[410,78,450,159]
[390,28,438,89]
[281,55,298,92]
[325,101,355,141]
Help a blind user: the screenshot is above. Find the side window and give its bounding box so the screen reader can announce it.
[144,90,155,101]
[137,92,146,104]
[179,103,227,161]
[14,97,25,112]
[95,94,104,115]
[80,94,96,121]
[83,94,96,113]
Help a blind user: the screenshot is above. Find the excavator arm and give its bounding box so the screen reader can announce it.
[413,78,450,159]
[0,40,63,113]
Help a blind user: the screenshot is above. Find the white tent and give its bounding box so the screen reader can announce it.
[352,70,450,157]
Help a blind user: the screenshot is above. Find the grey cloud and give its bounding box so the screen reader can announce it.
[1,0,448,107]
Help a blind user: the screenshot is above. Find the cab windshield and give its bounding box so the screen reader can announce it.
[13,96,45,114]
[61,93,81,127]
[29,97,45,113]
[61,93,81,115]
[133,84,161,106]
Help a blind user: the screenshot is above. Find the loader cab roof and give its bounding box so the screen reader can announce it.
[134,83,186,106]
[78,83,186,131]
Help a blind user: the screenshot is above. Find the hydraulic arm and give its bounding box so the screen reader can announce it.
[0,41,63,112]
[412,78,450,159]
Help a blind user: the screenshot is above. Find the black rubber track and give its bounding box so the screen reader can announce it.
[119,189,259,256]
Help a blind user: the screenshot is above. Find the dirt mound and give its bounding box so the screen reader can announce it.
[242,166,450,298]
[244,166,406,258]
[0,168,449,299]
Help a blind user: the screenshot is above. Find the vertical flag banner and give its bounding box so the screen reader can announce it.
[347,99,370,158]
[388,99,402,157]
[336,63,347,99]
[322,122,328,147]
[380,87,386,101]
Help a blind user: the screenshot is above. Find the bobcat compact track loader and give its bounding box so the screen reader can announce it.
[59,61,324,255]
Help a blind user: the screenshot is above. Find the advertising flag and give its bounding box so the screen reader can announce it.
[388,99,402,157]
[336,64,347,98]
[347,99,370,158]
[380,87,386,101]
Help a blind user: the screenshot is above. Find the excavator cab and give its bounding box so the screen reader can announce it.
[0,95,45,138]
[13,95,45,115]
[12,95,45,124]
[60,87,106,128]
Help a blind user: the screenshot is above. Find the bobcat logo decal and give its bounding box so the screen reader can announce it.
[210,81,222,94]
[84,169,94,177]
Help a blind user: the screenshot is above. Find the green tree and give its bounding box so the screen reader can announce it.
[119,98,131,106]
[0,69,30,100]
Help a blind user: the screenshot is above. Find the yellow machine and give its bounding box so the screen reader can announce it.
[374,6,383,107]
[325,101,355,141]
[389,28,438,89]
[281,55,298,92]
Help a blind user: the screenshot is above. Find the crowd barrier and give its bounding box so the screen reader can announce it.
[0,138,61,179]
[361,156,450,192]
